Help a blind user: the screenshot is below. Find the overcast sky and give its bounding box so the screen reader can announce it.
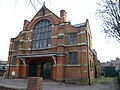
[0,0,120,62]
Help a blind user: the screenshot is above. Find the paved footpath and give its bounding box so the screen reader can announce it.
[0,77,27,89]
[0,77,120,90]
[43,79,120,90]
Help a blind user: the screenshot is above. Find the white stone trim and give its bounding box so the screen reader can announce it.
[24,40,32,42]
[78,42,87,45]
[51,35,58,38]
[20,40,32,42]
[78,31,86,35]
[18,48,31,50]
[59,23,65,25]
[58,33,65,36]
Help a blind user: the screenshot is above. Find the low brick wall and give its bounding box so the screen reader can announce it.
[27,77,43,90]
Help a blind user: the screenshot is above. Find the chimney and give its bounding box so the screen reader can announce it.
[23,20,29,30]
[60,10,67,22]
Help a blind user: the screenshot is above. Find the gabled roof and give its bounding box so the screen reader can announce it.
[29,4,60,23]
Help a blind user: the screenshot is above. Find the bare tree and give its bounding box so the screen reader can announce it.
[28,0,42,11]
[96,0,120,41]
[15,0,51,12]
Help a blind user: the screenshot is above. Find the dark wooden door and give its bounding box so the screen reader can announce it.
[42,62,51,79]
[28,64,37,77]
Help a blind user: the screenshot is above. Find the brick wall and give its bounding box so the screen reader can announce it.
[27,77,43,90]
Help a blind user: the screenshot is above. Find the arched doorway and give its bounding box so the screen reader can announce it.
[42,62,52,79]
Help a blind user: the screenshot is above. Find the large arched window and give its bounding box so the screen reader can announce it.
[32,20,52,49]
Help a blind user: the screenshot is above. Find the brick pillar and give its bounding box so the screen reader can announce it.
[56,55,64,81]
[15,58,20,78]
[37,65,42,77]
[27,77,43,90]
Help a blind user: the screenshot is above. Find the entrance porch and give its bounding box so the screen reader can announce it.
[15,54,65,81]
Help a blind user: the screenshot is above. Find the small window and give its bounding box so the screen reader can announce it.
[12,56,16,65]
[69,34,77,45]
[69,52,78,64]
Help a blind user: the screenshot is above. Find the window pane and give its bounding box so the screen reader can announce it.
[37,28,40,33]
[36,34,40,40]
[45,22,48,26]
[41,21,44,27]
[41,33,44,39]
[74,36,77,44]
[44,26,47,31]
[41,40,44,48]
[48,31,51,38]
[34,28,37,33]
[41,27,44,32]
[47,39,51,47]
[36,40,39,48]
[69,34,77,45]
[48,25,52,31]
[39,27,42,33]
[69,36,73,44]
[43,39,47,48]
[32,41,36,49]
[38,22,41,27]
[12,56,16,65]
[44,32,47,38]
[39,40,42,48]
[69,52,78,64]
[33,34,37,40]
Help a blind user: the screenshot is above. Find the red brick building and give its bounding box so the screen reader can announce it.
[6,5,94,84]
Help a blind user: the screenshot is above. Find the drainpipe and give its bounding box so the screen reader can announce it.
[86,31,91,85]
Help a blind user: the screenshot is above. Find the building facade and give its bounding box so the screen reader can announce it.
[6,5,94,84]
